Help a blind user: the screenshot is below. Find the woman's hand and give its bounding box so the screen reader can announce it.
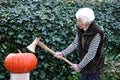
[71,64,81,71]
[54,52,63,59]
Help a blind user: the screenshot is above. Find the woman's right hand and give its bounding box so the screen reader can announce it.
[54,52,63,59]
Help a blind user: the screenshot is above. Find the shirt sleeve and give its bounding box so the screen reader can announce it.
[61,34,79,56]
[78,33,101,68]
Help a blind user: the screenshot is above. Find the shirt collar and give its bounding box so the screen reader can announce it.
[83,26,89,31]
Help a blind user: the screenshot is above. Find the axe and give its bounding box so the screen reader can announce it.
[27,38,73,66]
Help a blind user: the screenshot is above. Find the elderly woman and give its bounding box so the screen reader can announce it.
[55,8,105,80]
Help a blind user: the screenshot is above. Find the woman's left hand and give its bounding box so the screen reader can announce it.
[71,64,81,71]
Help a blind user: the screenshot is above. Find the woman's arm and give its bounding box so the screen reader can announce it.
[61,34,79,56]
[78,33,101,68]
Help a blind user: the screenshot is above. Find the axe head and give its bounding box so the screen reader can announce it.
[27,44,36,53]
[27,38,39,53]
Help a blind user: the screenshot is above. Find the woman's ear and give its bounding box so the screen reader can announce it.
[85,22,90,27]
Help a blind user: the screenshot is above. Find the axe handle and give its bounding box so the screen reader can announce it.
[37,41,73,66]
[115,62,120,66]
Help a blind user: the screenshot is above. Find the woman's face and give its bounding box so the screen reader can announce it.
[77,18,89,29]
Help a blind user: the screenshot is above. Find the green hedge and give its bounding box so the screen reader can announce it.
[0,0,120,80]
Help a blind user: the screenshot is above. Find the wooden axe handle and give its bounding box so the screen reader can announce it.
[37,41,73,66]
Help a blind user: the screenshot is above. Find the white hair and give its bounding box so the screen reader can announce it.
[75,8,95,23]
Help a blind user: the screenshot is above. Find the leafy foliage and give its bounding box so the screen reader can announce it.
[0,0,120,80]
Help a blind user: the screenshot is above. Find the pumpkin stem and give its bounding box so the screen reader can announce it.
[18,49,22,53]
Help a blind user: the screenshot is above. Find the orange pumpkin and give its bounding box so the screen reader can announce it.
[4,50,38,73]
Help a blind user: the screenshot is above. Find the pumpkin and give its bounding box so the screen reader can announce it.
[4,50,38,73]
